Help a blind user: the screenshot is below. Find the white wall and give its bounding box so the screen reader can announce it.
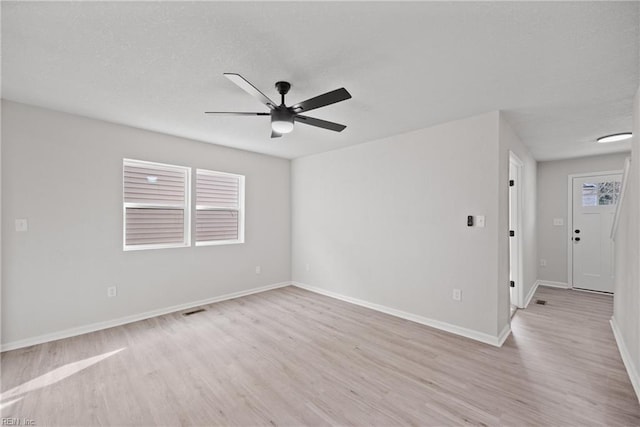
[536,153,629,284]
[1,100,291,347]
[612,84,640,401]
[292,111,512,343]
[0,99,3,347]
[498,115,537,313]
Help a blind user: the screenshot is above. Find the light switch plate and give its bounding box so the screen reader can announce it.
[476,215,485,228]
[553,218,564,226]
[15,219,28,232]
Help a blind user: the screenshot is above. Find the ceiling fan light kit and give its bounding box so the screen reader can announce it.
[271,109,294,134]
[205,73,351,138]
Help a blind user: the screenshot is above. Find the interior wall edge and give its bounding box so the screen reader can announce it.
[524,280,541,308]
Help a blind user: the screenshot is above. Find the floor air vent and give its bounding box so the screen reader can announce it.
[182,308,206,316]
[535,300,547,305]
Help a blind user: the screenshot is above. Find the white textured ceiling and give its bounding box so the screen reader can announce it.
[2,1,638,160]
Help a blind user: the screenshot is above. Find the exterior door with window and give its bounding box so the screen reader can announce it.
[571,173,622,293]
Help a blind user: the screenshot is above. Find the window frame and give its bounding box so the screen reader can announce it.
[123,158,191,251]
[195,168,245,247]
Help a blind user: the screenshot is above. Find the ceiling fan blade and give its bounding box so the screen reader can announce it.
[204,112,270,115]
[224,73,278,110]
[271,130,282,138]
[291,88,351,113]
[294,115,347,132]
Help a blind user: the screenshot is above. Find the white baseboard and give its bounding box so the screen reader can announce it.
[1,281,291,352]
[292,282,510,347]
[610,317,640,404]
[497,323,511,347]
[524,281,541,308]
[537,280,570,289]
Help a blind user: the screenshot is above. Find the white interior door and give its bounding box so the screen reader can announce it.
[571,173,622,293]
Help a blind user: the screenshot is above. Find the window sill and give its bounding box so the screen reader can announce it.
[195,240,244,247]
[123,242,190,251]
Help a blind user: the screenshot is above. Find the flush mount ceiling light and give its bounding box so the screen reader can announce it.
[596,133,632,143]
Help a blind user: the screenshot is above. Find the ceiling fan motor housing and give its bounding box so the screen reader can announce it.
[272,107,294,121]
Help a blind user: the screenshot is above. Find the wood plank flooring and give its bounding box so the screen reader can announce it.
[2,286,639,426]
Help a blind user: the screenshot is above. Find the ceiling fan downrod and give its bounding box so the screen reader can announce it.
[275,81,291,106]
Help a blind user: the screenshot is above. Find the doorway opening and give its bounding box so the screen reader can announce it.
[567,171,622,293]
[509,152,524,315]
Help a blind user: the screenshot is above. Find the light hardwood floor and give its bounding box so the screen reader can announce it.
[2,286,639,426]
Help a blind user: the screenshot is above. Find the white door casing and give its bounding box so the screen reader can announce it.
[509,152,523,309]
[569,172,622,293]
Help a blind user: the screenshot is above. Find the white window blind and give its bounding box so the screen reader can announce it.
[196,169,244,245]
[123,159,190,250]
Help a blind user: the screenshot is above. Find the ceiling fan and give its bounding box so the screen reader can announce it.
[205,73,352,138]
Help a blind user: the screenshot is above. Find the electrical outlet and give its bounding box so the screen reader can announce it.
[540,259,547,267]
[255,266,261,274]
[452,289,462,301]
[107,286,117,298]
[15,219,28,232]
[553,218,564,226]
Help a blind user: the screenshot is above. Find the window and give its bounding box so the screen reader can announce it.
[123,159,190,250]
[582,181,621,207]
[122,161,243,250]
[196,169,244,246]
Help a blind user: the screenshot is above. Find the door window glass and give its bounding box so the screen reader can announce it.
[582,181,621,207]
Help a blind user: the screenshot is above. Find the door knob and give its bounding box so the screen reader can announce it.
[575,229,580,234]
[575,237,581,242]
